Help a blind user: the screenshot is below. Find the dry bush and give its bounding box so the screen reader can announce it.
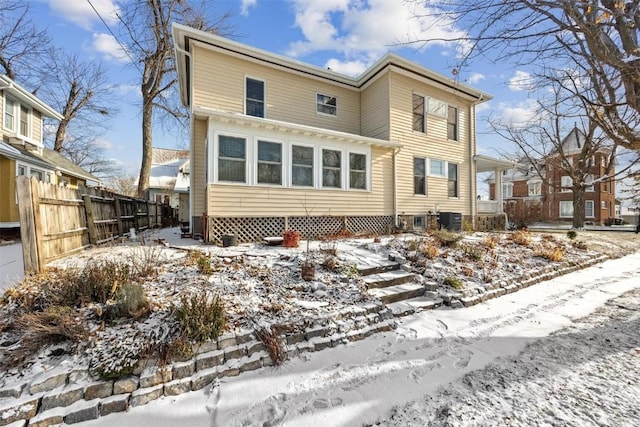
[461,266,474,277]
[127,246,164,278]
[322,254,339,272]
[254,325,287,366]
[0,306,88,370]
[536,247,564,262]
[407,239,421,251]
[459,244,485,261]
[483,236,498,249]
[106,283,150,320]
[420,243,439,259]
[431,229,463,247]
[510,230,532,246]
[572,240,588,250]
[174,291,225,343]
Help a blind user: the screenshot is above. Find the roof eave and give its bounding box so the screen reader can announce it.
[0,75,64,120]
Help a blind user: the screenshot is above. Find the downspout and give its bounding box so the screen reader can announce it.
[469,102,477,228]
[174,43,195,233]
[393,146,402,227]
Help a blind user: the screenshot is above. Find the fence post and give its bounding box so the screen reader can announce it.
[16,176,43,274]
[83,194,98,245]
[114,196,123,237]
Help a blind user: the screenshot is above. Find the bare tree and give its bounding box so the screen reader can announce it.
[0,2,51,86]
[408,0,640,151]
[115,0,232,198]
[104,175,138,197]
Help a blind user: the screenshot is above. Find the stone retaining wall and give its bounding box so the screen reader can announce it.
[0,251,619,426]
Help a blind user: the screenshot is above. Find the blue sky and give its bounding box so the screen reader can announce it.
[28,0,537,177]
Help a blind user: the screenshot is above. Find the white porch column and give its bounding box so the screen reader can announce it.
[495,168,504,213]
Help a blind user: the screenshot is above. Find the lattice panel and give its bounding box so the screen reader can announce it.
[475,214,506,231]
[288,216,343,239]
[208,216,285,244]
[346,215,393,235]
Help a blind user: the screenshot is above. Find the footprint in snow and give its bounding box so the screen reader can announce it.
[453,349,473,369]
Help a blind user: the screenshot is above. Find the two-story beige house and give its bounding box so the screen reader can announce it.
[173,24,509,242]
[1,74,99,231]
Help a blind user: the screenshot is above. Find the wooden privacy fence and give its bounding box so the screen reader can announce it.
[16,176,171,274]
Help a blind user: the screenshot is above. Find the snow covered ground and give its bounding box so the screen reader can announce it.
[0,242,23,292]
[76,251,640,427]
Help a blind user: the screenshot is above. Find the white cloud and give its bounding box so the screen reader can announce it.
[287,0,469,69]
[91,33,130,63]
[49,0,119,31]
[468,72,485,84]
[324,58,368,76]
[475,101,491,114]
[240,0,258,16]
[114,84,141,97]
[508,71,534,91]
[496,99,539,127]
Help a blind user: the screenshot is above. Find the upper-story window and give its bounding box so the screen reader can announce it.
[322,149,341,188]
[503,182,514,198]
[245,77,265,118]
[561,175,572,192]
[20,105,31,137]
[3,97,16,132]
[257,140,282,185]
[316,94,337,116]
[291,145,314,187]
[412,93,425,133]
[585,174,594,192]
[429,159,446,177]
[218,135,246,183]
[528,180,542,196]
[447,106,458,141]
[349,153,367,190]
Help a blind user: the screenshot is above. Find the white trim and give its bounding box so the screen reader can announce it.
[585,200,594,218]
[316,92,338,117]
[3,94,17,132]
[559,200,573,218]
[347,150,369,191]
[244,75,266,118]
[429,158,446,177]
[290,142,316,188]
[255,137,285,187]
[213,131,249,185]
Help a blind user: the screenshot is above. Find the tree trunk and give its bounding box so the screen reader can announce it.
[137,100,153,199]
[572,187,586,229]
[53,118,68,152]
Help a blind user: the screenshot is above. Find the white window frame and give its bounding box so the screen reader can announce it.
[561,175,572,192]
[321,148,342,189]
[19,104,31,138]
[559,201,573,218]
[290,143,315,188]
[3,95,16,132]
[414,157,427,196]
[585,174,594,192]
[348,151,369,191]
[527,179,542,196]
[585,200,594,218]
[447,105,458,141]
[214,132,248,184]
[256,139,284,186]
[245,76,265,118]
[601,200,607,209]
[503,182,514,198]
[448,162,459,198]
[413,215,425,229]
[316,93,337,117]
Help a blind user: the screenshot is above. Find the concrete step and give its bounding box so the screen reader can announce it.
[387,296,444,317]
[367,282,425,304]
[363,270,415,289]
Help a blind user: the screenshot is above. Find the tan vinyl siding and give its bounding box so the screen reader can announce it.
[0,158,18,223]
[361,71,390,140]
[191,43,361,135]
[388,71,472,215]
[31,110,42,144]
[207,146,393,217]
[192,118,208,216]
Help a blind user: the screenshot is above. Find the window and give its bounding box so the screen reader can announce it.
[585,174,594,192]
[447,106,458,140]
[257,140,282,185]
[322,149,341,188]
[601,201,607,209]
[17,165,26,176]
[548,178,553,194]
[414,157,426,195]
[245,78,264,118]
[503,183,513,198]
[30,168,44,181]
[601,155,606,167]
[412,93,425,132]
[528,180,542,196]
[448,163,458,197]
[413,216,425,229]
[429,159,446,177]
[585,200,594,218]
[218,135,246,182]
[316,94,337,116]
[291,145,314,187]
[349,153,366,190]
[428,97,447,117]
[20,105,30,137]
[559,201,573,217]
[4,97,16,131]
[561,176,572,192]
